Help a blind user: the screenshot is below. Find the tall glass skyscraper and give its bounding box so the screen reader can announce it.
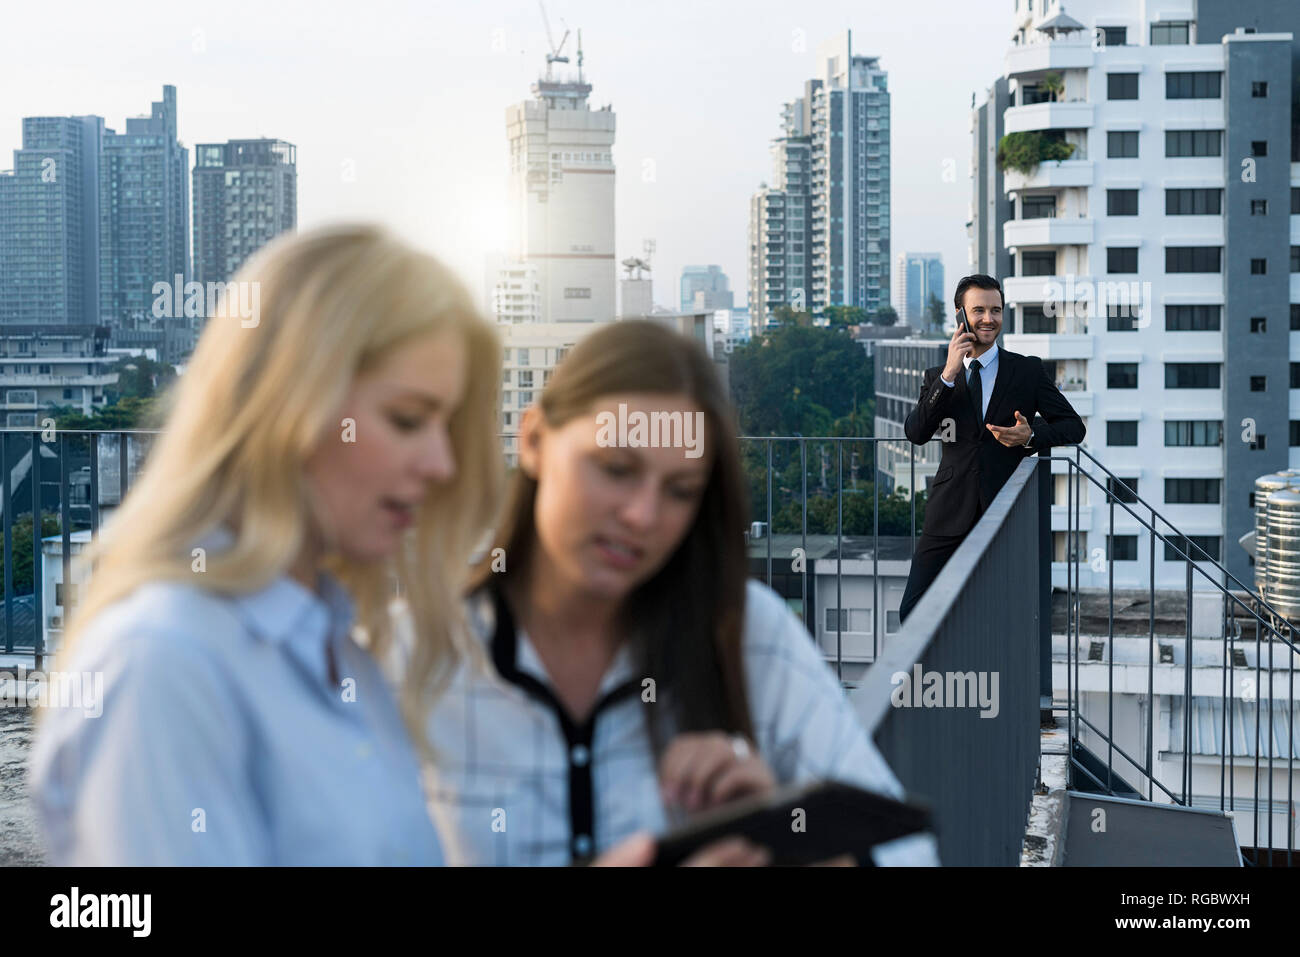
[98,85,190,362]
[0,115,104,325]
[893,251,945,326]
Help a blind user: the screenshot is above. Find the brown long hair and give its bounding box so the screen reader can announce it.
[470,320,753,744]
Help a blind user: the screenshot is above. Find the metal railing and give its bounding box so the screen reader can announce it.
[0,429,157,669]
[736,436,939,679]
[853,457,1046,865]
[4,430,939,675]
[1057,444,1298,864]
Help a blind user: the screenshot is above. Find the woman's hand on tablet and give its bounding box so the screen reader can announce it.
[592,832,771,867]
[658,731,776,814]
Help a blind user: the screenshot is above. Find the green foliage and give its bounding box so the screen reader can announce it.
[729,324,874,437]
[739,437,927,547]
[0,513,61,595]
[771,486,926,536]
[108,356,176,402]
[873,305,899,327]
[1040,71,1064,101]
[925,292,947,332]
[50,396,161,431]
[824,305,868,328]
[773,305,814,327]
[996,131,1077,174]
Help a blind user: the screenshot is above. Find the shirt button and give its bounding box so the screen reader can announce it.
[574,834,593,857]
[570,744,590,767]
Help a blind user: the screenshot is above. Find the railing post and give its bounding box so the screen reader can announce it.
[1,434,9,656]
[60,433,70,660]
[31,431,42,672]
[1038,456,1052,722]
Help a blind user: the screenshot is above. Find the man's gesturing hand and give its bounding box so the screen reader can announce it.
[987,410,1032,448]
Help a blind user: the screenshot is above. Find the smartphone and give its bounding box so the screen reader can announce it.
[651,780,932,867]
[956,306,972,336]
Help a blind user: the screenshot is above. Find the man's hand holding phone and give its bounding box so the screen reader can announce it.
[943,309,976,382]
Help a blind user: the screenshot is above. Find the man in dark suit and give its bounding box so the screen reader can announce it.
[898,274,1086,623]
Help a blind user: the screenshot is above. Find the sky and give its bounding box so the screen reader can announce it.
[0,0,1010,312]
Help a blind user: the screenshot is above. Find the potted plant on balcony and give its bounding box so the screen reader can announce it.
[996,131,1076,175]
[1040,71,1064,102]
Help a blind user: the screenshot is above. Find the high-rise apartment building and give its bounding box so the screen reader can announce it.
[494,43,618,460]
[893,252,945,327]
[99,85,190,363]
[192,138,296,286]
[970,0,1300,586]
[497,46,616,325]
[0,116,104,326]
[748,30,891,322]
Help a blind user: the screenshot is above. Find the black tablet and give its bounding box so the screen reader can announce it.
[651,780,932,867]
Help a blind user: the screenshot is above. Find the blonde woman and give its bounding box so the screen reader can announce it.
[28,226,764,869]
[27,224,504,865]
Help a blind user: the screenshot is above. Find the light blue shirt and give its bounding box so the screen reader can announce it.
[28,532,443,866]
[940,342,1000,422]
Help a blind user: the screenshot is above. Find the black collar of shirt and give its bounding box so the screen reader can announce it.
[483,579,645,863]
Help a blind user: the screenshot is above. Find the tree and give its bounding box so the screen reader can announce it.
[50,395,162,431]
[1040,70,1064,102]
[824,305,867,329]
[108,356,176,402]
[0,513,61,595]
[873,305,899,327]
[773,305,814,327]
[925,293,947,333]
[729,324,875,437]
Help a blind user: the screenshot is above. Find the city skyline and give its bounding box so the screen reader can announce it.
[0,0,1004,313]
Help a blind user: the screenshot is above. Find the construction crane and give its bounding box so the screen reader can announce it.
[621,257,651,280]
[538,0,570,80]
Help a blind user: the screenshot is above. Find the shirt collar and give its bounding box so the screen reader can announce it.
[964,342,998,371]
[481,581,638,719]
[192,523,355,649]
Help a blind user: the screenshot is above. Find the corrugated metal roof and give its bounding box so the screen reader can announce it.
[1171,696,1300,760]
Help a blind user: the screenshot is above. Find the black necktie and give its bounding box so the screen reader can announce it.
[969,358,983,423]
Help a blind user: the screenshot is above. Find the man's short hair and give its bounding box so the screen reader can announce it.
[953,274,1005,315]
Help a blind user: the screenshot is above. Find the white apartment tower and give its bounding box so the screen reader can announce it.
[494,39,618,462]
[499,43,616,325]
[970,0,1300,588]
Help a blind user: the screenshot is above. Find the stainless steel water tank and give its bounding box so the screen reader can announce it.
[1265,488,1300,620]
[1255,472,1297,595]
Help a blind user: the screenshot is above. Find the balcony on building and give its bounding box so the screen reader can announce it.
[1004,217,1094,248]
[1005,37,1094,78]
[1004,159,1093,192]
[1004,101,1094,135]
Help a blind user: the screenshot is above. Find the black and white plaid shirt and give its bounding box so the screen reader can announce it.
[416,579,938,866]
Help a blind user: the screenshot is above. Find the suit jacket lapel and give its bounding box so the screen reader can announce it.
[982,350,1014,426]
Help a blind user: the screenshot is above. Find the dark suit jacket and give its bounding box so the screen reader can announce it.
[905,348,1085,538]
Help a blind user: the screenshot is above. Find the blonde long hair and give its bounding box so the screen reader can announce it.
[59,223,503,751]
